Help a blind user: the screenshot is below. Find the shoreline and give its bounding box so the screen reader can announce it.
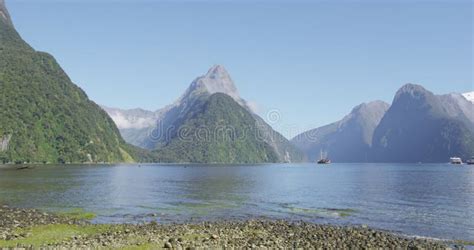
[0,162,460,166]
[0,205,465,249]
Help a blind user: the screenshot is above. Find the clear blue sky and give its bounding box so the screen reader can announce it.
[7,0,473,138]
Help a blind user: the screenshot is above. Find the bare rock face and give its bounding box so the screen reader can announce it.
[193,65,242,103]
[372,84,474,162]
[104,65,248,134]
[103,65,248,148]
[103,65,305,162]
[0,134,11,152]
[0,0,13,26]
[291,101,390,162]
[179,65,248,108]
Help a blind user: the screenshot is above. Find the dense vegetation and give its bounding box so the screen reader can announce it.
[154,93,279,163]
[107,64,305,163]
[0,4,295,164]
[0,9,136,164]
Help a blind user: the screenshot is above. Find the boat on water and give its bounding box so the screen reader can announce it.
[317,150,331,164]
[317,158,331,164]
[466,157,474,165]
[450,157,463,165]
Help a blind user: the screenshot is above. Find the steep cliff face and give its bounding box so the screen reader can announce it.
[371,84,474,163]
[105,65,304,163]
[0,1,136,163]
[0,0,12,26]
[0,134,11,152]
[153,93,280,163]
[292,101,389,162]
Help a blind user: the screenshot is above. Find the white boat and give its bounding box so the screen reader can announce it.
[450,157,463,165]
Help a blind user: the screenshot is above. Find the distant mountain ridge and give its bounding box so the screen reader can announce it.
[101,106,158,130]
[292,84,474,163]
[3,0,470,164]
[104,65,304,163]
[292,101,389,162]
[371,84,474,163]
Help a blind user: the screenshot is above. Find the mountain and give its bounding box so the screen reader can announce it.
[0,0,30,51]
[0,1,136,164]
[291,101,389,162]
[154,93,279,163]
[0,0,12,26]
[100,106,161,147]
[372,84,474,163]
[104,65,304,163]
[463,91,474,103]
[101,107,157,130]
[103,65,246,149]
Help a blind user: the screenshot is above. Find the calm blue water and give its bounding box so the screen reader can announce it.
[0,163,473,241]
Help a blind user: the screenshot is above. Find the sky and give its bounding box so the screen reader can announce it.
[7,0,473,138]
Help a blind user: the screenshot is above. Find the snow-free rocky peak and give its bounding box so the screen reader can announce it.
[349,101,390,117]
[0,0,13,26]
[190,65,242,102]
[394,83,431,100]
[291,100,389,162]
[102,65,249,136]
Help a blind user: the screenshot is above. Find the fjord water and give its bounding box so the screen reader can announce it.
[0,164,473,242]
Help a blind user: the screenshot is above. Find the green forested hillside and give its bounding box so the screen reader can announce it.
[104,64,305,163]
[0,3,135,164]
[154,93,279,163]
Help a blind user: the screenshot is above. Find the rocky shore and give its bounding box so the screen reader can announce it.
[0,205,461,249]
